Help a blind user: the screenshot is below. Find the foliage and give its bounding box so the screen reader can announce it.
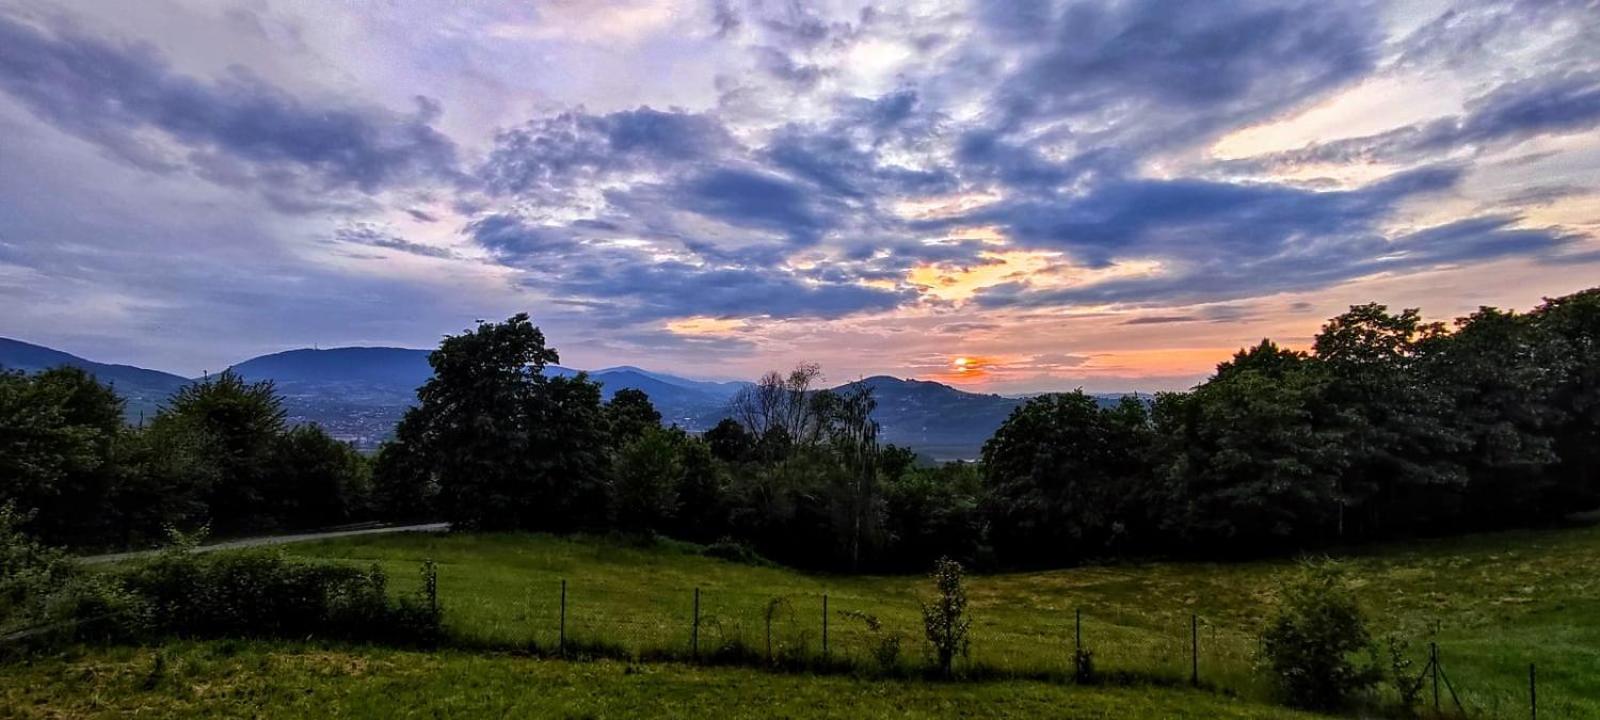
[604,388,662,447]
[981,390,1152,563]
[0,367,125,546]
[611,426,683,532]
[392,314,609,531]
[0,503,146,643]
[149,371,287,533]
[120,546,439,643]
[920,556,971,677]
[1260,560,1379,709]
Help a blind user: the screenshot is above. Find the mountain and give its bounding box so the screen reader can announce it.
[1,338,1139,459]
[222,347,741,446]
[847,376,1025,460]
[0,337,190,422]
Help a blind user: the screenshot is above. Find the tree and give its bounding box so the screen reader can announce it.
[270,424,371,528]
[981,391,1148,564]
[671,432,729,542]
[0,367,124,545]
[920,556,971,677]
[394,314,608,531]
[704,417,754,463]
[1312,305,1463,539]
[611,426,683,532]
[730,363,830,453]
[1161,355,1345,550]
[1262,561,1379,709]
[1530,289,1600,513]
[148,370,286,533]
[370,437,437,522]
[825,381,882,570]
[604,388,661,447]
[1420,307,1559,525]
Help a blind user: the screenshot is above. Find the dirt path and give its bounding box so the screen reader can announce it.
[78,522,449,564]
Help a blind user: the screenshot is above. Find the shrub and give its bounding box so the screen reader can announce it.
[1260,560,1380,709]
[121,546,439,644]
[0,504,146,646]
[838,608,903,672]
[920,556,971,677]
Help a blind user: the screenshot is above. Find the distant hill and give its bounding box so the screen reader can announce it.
[0,337,189,422]
[1,337,1138,458]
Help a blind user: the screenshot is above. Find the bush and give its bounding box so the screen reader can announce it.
[838,608,903,672]
[1,504,146,646]
[1260,560,1379,709]
[121,545,439,644]
[920,556,971,677]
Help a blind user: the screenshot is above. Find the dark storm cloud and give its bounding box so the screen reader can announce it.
[0,14,458,204]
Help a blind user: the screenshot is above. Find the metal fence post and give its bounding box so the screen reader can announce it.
[1190,614,1198,686]
[1530,662,1537,720]
[559,579,567,656]
[1075,607,1082,659]
[692,587,701,662]
[822,594,829,660]
[1431,642,1440,712]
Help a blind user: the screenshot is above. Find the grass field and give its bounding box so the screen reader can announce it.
[0,642,1323,719]
[268,523,1600,719]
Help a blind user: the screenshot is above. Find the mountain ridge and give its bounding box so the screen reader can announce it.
[1,337,1129,458]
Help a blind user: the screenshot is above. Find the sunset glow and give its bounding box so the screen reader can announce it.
[0,1,1596,394]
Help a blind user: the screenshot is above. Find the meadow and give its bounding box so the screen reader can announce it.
[0,642,1321,719]
[260,522,1600,718]
[7,523,1597,719]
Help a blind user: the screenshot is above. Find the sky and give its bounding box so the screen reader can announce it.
[0,0,1597,393]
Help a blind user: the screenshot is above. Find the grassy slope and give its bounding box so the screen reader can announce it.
[1,643,1321,719]
[278,524,1600,718]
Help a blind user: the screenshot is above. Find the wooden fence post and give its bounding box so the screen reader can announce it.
[559,579,567,656]
[692,587,701,662]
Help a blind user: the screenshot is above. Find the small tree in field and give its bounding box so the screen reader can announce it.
[1261,560,1379,709]
[920,556,971,677]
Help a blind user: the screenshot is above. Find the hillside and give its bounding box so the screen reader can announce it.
[1,338,1137,457]
[269,523,1600,718]
[0,338,189,422]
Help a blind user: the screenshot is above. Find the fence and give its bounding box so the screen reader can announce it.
[416,574,1571,719]
[2,565,1577,719]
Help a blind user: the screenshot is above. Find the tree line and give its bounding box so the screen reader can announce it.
[2,289,1597,570]
[0,368,369,548]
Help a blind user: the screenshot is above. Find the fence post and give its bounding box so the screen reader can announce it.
[1190,614,1199,687]
[559,579,567,657]
[692,587,701,662]
[822,594,829,661]
[1431,642,1440,713]
[1075,607,1082,660]
[1530,662,1537,720]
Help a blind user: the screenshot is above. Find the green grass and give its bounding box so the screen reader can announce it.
[0,642,1324,719]
[276,524,1600,719]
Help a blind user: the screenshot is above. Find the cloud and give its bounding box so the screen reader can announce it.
[465,214,910,324]
[1242,71,1600,169]
[334,224,458,260]
[0,14,458,208]
[981,0,1382,146]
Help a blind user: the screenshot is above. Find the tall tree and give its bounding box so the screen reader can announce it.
[1313,305,1463,539]
[148,370,286,533]
[394,314,608,531]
